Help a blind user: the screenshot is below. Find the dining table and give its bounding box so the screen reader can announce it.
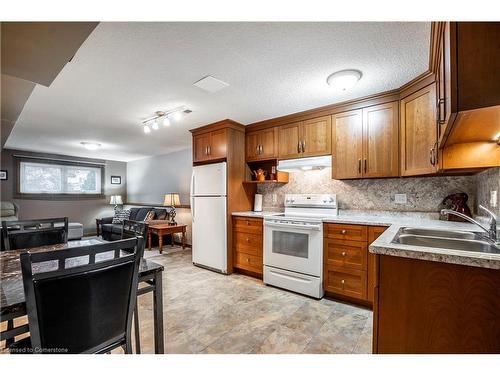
[0,238,165,354]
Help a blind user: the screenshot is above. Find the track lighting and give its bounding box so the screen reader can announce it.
[140,106,190,134]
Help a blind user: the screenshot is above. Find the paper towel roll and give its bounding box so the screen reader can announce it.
[254,194,263,212]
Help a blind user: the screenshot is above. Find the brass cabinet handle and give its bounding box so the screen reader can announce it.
[247,258,250,263]
[256,145,260,155]
[341,279,345,288]
[260,144,263,154]
[364,159,367,173]
[208,145,211,155]
[246,237,250,242]
[341,229,347,234]
[341,251,346,257]
[429,148,434,165]
[297,141,301,153]
[358,159,361,174]
[246,220,250,225]
[302,140,306,153]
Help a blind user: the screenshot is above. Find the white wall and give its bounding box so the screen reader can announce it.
[126,148,192,205]
[126,148,193,244]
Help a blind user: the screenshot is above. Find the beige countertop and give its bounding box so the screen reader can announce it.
[232,210,500,269]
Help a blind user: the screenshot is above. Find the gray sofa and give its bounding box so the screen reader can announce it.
[96,206,174,241]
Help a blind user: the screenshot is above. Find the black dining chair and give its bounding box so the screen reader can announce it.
[9,237,145,354]
[121,220,149,245]
[120,219,149,353]
[1,217,69,251]
[2,217,69,347]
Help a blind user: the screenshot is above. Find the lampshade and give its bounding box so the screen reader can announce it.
[163,193,180,206]
[110,195,123,205]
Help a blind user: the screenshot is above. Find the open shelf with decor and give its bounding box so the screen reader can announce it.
[244,159,289,184]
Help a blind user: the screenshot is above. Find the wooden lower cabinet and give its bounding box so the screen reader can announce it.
[374,255,500,353]
[324,223,387,306]
[232,216,263,277]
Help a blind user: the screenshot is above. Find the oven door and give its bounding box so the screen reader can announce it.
[264,220,323,277]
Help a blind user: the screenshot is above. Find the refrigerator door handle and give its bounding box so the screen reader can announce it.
[190,170,195,197]
[191,197,195,222]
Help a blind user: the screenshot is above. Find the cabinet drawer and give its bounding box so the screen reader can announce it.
[324,239,367,271]
[324,223,368,241]
[234,252,263,275]
[324,265,367,300]
[233,217,263,234]
[234,232,262,256]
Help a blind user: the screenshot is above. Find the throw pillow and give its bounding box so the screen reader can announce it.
[112,209,131,224]
[144,210,155,222]
[155,211,167,220]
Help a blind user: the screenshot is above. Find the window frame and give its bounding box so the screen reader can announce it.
[14,157,105,200]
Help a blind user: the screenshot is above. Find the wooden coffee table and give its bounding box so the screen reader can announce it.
[147,223,187,253]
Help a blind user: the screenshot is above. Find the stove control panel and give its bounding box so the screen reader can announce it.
[284,194,337,208]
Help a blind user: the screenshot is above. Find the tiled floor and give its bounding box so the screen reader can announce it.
[1,246,373,354]
[134,247,373,354]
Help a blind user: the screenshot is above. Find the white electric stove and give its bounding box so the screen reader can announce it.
[263,194,337,298]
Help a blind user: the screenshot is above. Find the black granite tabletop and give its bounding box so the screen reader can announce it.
[0,238,164,319]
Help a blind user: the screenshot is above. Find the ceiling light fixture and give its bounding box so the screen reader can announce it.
[140,106,191,133]
[326,69,362,91]
[80,142,101,150]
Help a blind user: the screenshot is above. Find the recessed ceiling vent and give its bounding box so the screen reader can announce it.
[193,75,229,93]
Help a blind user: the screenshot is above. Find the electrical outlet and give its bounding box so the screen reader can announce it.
[272,193,277,204]
[491,190,498,208]
[394,193,407,204]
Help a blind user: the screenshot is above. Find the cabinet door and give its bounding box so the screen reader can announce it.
[245,131,260,161]
[259,128,278,159]
[208,129,227,160]
[301,116,332,157]
[362,102,399,178]
[332,110,363,179]
[400,83,438,176]
[193,133,210,162]
[278,122,302,159]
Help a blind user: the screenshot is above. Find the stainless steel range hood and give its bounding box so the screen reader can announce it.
[277,155,332,172]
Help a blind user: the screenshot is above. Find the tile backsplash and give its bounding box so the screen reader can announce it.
[257,167,478,213]
[475,167,500,216]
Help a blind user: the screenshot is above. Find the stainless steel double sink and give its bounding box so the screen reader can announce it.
[392,227,500,254]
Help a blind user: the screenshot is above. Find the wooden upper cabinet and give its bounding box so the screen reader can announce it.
[332,110,363,179]
[209,129,227,160]
[400,83,438,176]
[436,22,500,150]
[259,128,278,159]
[193,133,211,162]
[245,128,278,161]
[245,132,260,161]
[278,122,302,159]
[332,102,398,180]
[362,102,399,178]
[278,116,331,160]
[192,128,228,163]
[301,116,332,157]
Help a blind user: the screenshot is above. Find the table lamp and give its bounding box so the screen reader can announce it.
[110,195,123,211]
[163,193,180,225]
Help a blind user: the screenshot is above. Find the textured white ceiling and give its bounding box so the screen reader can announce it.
[7,22,431,161]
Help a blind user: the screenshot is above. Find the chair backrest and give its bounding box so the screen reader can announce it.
[121,220,148,253]
[121,219,149,239]
[2,218,69,251]
[20,237,145,354]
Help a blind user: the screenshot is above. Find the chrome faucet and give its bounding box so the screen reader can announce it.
[441,205,498,243]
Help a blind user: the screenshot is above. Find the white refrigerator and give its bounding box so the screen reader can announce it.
[190,161,228,273]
